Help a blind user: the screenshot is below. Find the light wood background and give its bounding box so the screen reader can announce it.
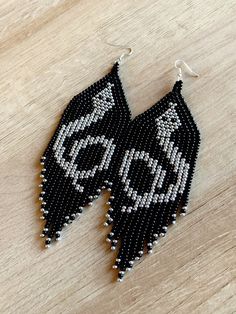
[0,1,235,313]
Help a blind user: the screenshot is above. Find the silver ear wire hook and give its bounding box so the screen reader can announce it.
[116,47,133,64]
[175,59,200,81]
[104,41,133,64]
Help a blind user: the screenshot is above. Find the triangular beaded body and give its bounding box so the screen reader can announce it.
[38,62,200,281]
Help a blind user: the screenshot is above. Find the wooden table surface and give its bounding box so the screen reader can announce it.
[0,1,235,313]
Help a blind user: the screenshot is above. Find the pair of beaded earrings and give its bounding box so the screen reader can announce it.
[38,48,201,282]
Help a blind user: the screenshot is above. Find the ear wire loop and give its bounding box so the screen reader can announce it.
[104,41,133,64]
[116,47,133,64]
[175,59,200,81]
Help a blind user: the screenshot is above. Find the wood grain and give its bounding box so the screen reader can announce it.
[0,0,235,313]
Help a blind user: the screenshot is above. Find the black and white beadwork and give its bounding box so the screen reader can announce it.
[38,61,200,281]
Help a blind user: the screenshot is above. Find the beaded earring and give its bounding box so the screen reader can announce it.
[38,51,200,281]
